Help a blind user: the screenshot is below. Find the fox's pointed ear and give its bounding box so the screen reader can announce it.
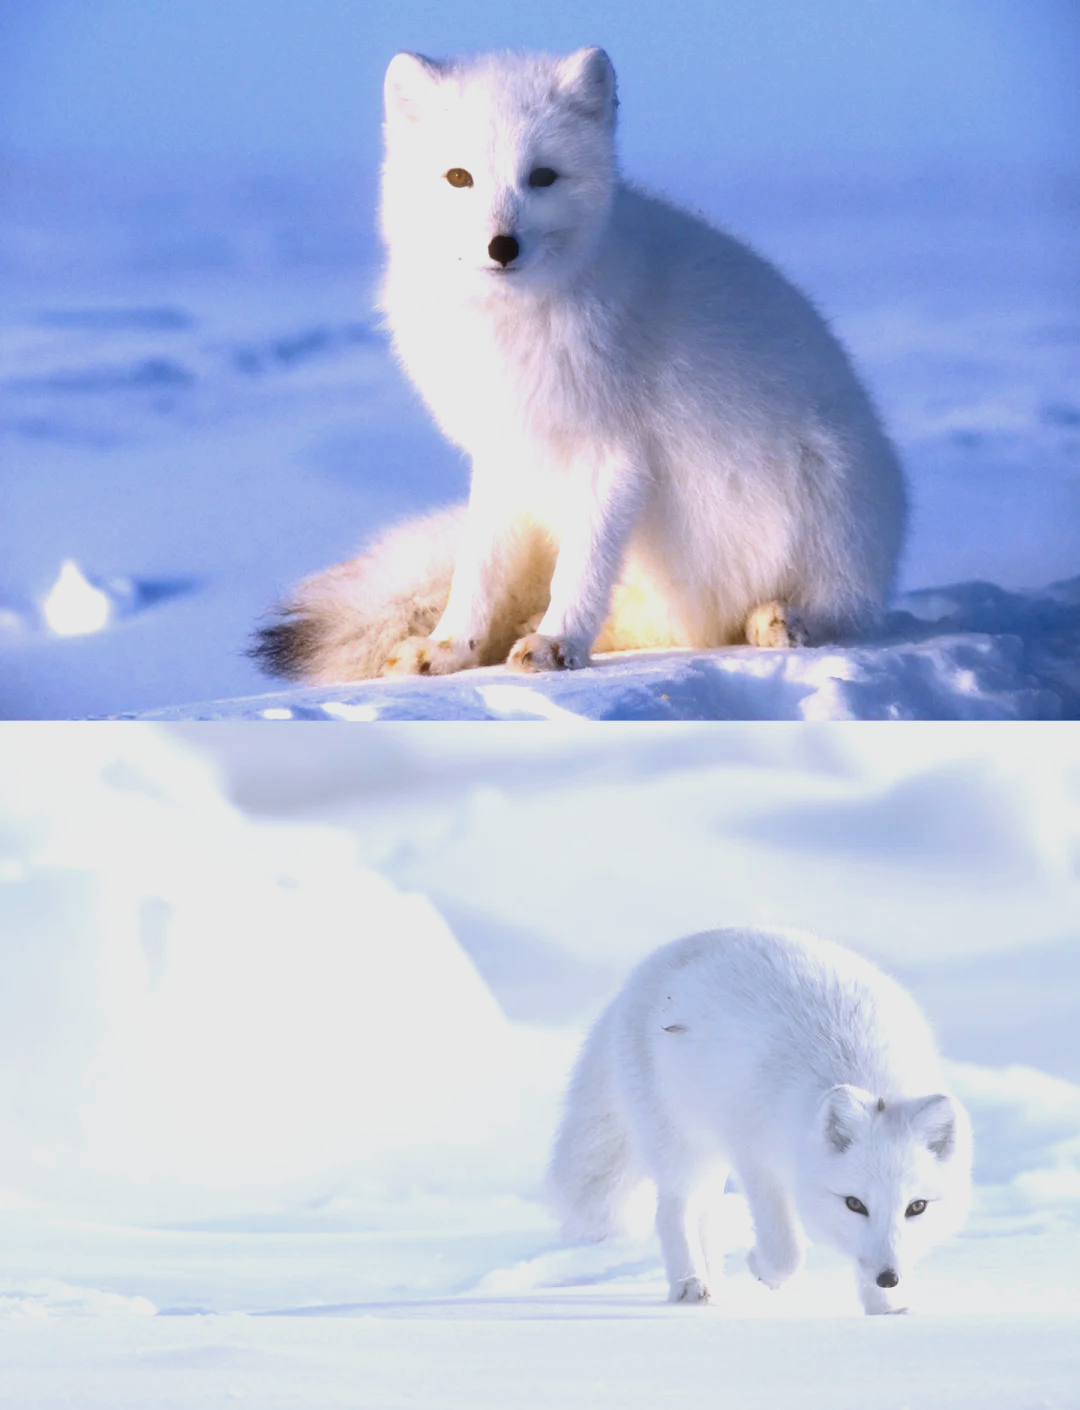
[910,1094,963,1161]
[817,1084,874,1153]
[385,52,443,123]
[555,47,617,122]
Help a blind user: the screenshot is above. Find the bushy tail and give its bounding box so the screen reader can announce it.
[249,506,464,683]
[547,1005,640,1242]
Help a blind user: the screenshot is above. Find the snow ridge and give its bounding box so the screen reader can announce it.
[130,578,1080,722]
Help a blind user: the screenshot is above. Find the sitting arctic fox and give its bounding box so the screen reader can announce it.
[253,48,907,683]
[548,928,972,1315]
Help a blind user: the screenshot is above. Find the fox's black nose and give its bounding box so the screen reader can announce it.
[876,1269,899,1288]
[488,234,519,267]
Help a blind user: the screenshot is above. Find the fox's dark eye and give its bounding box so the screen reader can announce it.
[528,167,558,188]
[445,168,473,188]
[905,1199,927,1218]
[845,1196,869,1216]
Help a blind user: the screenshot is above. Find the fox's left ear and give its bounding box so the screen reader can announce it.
[911,1094,964,1160]
[555,47,617,123]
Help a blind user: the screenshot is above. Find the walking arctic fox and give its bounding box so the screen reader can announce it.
[548,928,972,1315]
[253,48,906,683]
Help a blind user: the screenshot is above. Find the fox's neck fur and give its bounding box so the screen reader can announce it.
[381,224,628,457]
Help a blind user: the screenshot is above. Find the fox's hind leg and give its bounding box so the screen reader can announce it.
[696,1173,730,1286]
[657,1188,712,1303]
[654,1163,727,1304]
[744,600,808,648]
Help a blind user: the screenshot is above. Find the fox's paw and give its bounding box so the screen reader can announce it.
[746,1247,787,1290]
[381,637,477,677]
[744,601,808,649]
[506,633,588,673]
[669,1276,711,1305]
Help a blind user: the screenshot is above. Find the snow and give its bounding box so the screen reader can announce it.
[1,724,1079,1406]
[1,164,1077,719]
[39,560,136,637]
[4,1301,1079,1409]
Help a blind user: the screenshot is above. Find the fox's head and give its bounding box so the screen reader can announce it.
[380,48,618,293]
[798,1085,973,1302]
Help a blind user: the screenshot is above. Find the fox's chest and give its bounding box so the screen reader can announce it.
[388,290,621,457]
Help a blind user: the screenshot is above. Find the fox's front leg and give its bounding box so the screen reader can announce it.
[508,451,648,673]
[383,464,506,676]
[738,1164,806,1291]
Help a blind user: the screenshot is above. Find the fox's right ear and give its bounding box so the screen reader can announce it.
[384,52,443,123]
[817,1084,873,1153]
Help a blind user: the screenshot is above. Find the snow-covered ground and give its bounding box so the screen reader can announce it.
[1,724,1079,1406]
[1,161,1077,719]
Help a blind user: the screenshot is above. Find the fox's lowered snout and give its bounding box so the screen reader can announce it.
[859,1243,904,1287]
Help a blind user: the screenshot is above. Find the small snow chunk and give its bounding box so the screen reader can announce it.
[799,677,859,721]
[42,560,134,636]
[321,701,380,721]
[0,606,26,640]
[478,685,586,720]
[260,708,294,720]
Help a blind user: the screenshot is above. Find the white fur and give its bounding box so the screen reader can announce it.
[255,48,906,682]
[548,928,972,1315]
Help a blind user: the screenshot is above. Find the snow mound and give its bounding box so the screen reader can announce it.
[949,1062,1080,1231]
[0,1279,156,1320]
[0,729,518,1224]
[41,560,137,636]
[130,578,1080,721]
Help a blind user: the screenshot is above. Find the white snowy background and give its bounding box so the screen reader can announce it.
[1,1,1078,719]
[1,722,1079,1406]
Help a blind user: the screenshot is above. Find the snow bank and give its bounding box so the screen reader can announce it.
[357,729,1080,978]
[0,728,531,1224]
[950,1063,1080,1230]
[131,578,1080,721]
[0,1280,156,1320]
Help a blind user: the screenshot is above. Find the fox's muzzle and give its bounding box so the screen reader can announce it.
[488,234,520,267]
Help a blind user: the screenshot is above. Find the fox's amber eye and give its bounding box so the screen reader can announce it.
[845,1196,869,1216]
[528,167,558,188]
[905,1199,927,1218]
[445,168,473,188]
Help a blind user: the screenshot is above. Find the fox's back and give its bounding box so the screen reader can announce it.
[615,928,942,1119]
